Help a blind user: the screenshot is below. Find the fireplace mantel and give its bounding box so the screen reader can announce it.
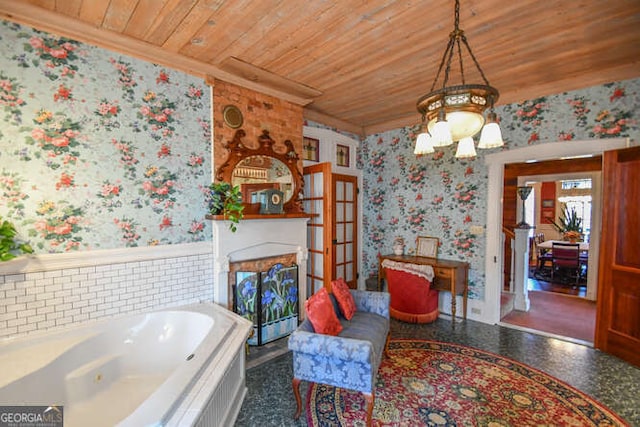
[206,213,314,220]
[209,216,310,317]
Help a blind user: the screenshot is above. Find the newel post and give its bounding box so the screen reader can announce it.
[513,226,532,311]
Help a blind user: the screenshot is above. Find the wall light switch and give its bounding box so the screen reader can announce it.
[470,225,484,235]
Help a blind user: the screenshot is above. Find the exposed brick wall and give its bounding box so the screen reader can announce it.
[211,79,304,180]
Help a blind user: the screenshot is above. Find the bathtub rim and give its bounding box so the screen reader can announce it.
[162,304,252,426]
[0,302,252,427]
[0,303,217,389]
[120,302,252,426]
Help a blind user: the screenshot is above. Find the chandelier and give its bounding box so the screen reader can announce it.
[414,0,503,158]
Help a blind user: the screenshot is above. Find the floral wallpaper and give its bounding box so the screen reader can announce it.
[0,21,212,253]
[360,79,640,299]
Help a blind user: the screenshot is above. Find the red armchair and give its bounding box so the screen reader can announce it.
[382,260,439,323]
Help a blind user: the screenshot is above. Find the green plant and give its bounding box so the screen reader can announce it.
[550,207,583,234]
[0,217,33,261]
[208,181,244,232]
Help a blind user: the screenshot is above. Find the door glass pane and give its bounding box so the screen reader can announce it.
[303,200,311,212]
[314,200,323,222]
[313,279,323,295]
[336,223,344,242]
[345,263,353,281]
[313,172,323,195]
[345,223,354,241]
[345,182,354,200]
[336,181,344,200]
[336,244,344,263]
[314,227,323,247]
[345,202,354,221]
[310,227,323,250]
[336,265,345,279]
[345,243,353,262]
[314,253,324,276]
[336,202,345,222]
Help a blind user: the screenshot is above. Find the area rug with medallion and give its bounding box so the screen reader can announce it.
[306,340,628,426]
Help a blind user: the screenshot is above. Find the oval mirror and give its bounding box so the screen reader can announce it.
[216,129,304,214]
[231,155,294,203]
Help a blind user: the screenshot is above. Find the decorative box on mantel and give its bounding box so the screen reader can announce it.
[208,215,310,319]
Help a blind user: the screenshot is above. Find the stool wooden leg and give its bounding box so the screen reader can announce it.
[292,378,303,419]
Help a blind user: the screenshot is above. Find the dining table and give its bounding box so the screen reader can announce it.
[538,240,589,252]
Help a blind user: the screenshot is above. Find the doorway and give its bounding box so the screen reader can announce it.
[483,138,629,328]
[521,173,599,299]
[501,171,600,343]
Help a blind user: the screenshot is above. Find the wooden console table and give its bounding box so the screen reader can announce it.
[378,255,470,320]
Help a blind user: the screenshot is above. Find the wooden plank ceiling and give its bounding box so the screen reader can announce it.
[2,0,639,136]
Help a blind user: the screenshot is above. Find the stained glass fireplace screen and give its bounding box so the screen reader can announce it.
[234,263,299,346]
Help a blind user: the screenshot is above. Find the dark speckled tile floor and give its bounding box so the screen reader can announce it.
[235,317,640,426]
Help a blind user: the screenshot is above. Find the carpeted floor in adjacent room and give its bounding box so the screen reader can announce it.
[501,290,596,343]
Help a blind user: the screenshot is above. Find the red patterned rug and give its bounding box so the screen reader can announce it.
[306,340,628,426]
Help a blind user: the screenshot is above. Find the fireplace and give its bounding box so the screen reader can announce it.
[209,217,309,323]
[232,257,299,346]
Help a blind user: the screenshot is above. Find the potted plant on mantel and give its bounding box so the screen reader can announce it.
[550,206,583,242]
[0,216,33,261]
[207,182,244,232]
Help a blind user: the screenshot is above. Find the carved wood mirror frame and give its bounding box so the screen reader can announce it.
[215,129,304,214]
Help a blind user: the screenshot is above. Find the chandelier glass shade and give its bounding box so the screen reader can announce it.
[414,130,435,154]
[454,136,477,158]
[414,122,435,154]
[478,110,504,148]
[415,0,503,157]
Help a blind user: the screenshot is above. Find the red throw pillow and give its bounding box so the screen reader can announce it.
[305,288,343,336]
[331,277,357,320]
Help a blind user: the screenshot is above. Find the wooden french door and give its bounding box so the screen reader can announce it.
[595,145,640,367]
[303,163,331,297]
[332,174,358,289]
[303,164,359,293]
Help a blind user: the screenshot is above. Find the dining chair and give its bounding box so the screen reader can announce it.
[551,242,581,284]
[535,235,553,273]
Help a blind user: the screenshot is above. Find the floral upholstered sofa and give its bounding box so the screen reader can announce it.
[288,285,390,426]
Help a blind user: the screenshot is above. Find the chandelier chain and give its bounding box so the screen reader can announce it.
[456,37,465,84]
[454,0,460,31]
[429,0,492,93]
[430,35,454,93]
[460,34,491,86]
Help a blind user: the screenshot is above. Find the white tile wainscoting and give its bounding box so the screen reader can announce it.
[0,242,214,339]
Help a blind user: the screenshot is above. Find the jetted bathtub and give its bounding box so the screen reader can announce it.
[0,303,252,427]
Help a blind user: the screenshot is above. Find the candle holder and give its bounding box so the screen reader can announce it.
[516,186,532,228]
